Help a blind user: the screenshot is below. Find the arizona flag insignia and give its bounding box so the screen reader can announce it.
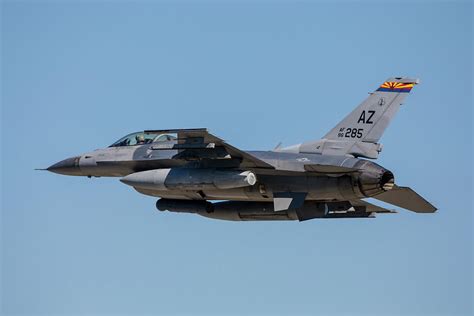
[377,81,415,93]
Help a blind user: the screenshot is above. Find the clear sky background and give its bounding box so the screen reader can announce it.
[1,1,472,315]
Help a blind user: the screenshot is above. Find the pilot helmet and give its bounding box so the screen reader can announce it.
[135,134,145,143]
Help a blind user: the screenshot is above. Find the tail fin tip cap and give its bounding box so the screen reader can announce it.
[385,77,420,84]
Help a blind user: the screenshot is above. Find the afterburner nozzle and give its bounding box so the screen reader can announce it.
[381,171,395,191]
[356,161,395,197]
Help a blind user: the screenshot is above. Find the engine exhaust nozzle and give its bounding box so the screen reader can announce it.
[356,161,395,197]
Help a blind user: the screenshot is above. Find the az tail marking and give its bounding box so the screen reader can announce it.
[357,110,375,124]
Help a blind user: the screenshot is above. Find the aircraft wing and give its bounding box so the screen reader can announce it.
[144,128,274,169]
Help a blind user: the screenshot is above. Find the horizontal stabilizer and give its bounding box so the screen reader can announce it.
[373,186,437,213]
[304,164,359,174]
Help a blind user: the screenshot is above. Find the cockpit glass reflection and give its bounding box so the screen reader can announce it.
[109,132,177,147]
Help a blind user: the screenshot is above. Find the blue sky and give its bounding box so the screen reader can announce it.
[1,1,472,315]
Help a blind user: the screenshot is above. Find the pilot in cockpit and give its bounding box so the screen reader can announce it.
[135,134,146,145]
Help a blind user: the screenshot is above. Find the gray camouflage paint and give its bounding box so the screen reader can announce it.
[46,77,436,221]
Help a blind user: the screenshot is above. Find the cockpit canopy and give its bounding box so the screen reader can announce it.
[110,131,177,147]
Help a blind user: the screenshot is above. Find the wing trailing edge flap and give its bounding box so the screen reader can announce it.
[372,185,437,213]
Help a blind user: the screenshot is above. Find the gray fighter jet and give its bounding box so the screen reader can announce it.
[45,77,437,221]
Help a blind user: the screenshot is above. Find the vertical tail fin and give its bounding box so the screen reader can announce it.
[323,77,419,143]
[292,77,420,159]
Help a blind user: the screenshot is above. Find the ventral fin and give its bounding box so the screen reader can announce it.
[273,192,307,212]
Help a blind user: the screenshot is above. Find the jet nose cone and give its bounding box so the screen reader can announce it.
[47,156,83,176]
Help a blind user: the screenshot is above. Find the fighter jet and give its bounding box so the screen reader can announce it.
[45,77,437,221]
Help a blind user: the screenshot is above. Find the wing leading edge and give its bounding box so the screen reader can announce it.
[144,128,274,169]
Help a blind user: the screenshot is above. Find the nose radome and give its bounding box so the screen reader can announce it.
[47,156,83,176]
